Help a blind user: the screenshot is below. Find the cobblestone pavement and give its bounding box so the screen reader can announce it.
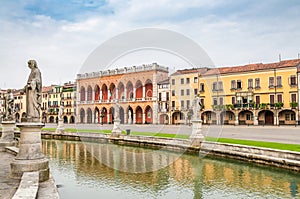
[0,151,19,199]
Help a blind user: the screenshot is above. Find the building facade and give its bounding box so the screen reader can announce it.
[76,63,169,124]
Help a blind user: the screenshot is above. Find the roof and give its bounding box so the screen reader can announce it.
[42,86,52,93]
[158,78,170,85]
[170,67,209,76]
[201,59,300,76]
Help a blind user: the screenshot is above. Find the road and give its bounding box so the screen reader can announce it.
[45,123,300,144]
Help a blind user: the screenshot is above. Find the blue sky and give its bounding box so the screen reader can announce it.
[0,0,299,88]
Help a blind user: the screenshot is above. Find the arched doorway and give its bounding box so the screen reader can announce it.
[145,105,153,124]
[80,108,85,123]
[87,108,92,123]
[220,111,235,125]
[238,110,253,125]
[135,80,143,100]
[127,106,133,124]
[120,107,124,124]
[278,110,296,125]
[80,86,85,101]
[70,116,75,124]
[94,85,100,101]
[265,110,274,125]
[159,114,169,124]
[136,106,143,124]
[63,116,68,123]
[109,107,114,124]
[49,116,55,123]
[102,108,108,124]
[94,107,100,123]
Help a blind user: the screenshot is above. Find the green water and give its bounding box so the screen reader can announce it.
[42,139,300,199]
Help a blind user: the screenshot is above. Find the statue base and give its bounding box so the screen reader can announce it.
[111,119,122,137]
[0,121,17,151]
[190,119,204,147]
[10,122,49,182]
[55,119,65,134]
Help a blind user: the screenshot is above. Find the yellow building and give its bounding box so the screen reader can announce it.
[47,85,62,123]
[61,82,76,124]
[199,59,300,125]
[170,68,208,124]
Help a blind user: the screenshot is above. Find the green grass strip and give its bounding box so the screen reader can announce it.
[205,137,300,152]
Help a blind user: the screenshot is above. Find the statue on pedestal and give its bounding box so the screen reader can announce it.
[193,96,201,120]
[24,60,42,122]
[58,105,64,120]
[3,89,15,121]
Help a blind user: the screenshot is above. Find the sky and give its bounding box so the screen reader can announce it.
[0,0,299,89]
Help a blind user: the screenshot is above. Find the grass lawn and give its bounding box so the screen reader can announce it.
[205,137,300,152]
[41,128,300,152]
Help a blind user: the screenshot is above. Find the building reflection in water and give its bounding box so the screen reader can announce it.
[42,139,300,198]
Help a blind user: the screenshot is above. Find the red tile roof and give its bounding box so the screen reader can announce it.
[42,86,52,93]
[171,68,209,76]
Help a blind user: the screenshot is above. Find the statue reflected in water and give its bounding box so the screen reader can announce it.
[24,60,42,122]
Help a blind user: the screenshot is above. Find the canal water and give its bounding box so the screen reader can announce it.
[42,139,300,199]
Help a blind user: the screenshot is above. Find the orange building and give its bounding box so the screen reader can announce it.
[76,63,169,124]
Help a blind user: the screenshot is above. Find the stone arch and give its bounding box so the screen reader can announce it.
[278,109,296,125]
[102,107,108,124]
[94,107,100,123]
[102,84,108,101]
[171,111,185,124]
[70,116,75,124]
[80,86,86,101]
[126,81,134,100]
[135,80,143,100]
[22,112,26,119]
[118,82,125,101]
[159,114,169,124]
[127,106,133,124]
[201,111,216,124]
[136,106,143,124]
[109,107,115,124]
[87,85,93,101]
[63,116,68,123]
[220,111,235,125]
[145,79,153,99]
[87,108,92,123]
[145,105,153,124]
[238,110,254,125]
[258,110,274,125]
[94,85,100,101]
[80,108,85,123]
[49,116,55,123]
[109,83,116,101]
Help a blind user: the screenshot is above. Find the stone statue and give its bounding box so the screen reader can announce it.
[58,105,64,119]
[193,96,201,120]
[114,103,120,120]
[24,60,42,122]
[3,89,15,121]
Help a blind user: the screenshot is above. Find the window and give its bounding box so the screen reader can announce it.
[200,83,205,92]
[232,97,235,104]
[158,93,162,101]
[248,79,253,89]
[269,77,274,87]
[186,78,190,84]
[285,114,290,121]
[237,80,242,89]
[186,100,190,109]
[212,82,217,91]
[220,97,224,105]
[270,94,275,104]
[276,76,282,87]
[290,75,296,86]
[166,92,169,101]
[291,113,296,120]
[255,78,260,89]
[172,90,175,96]
[181,89,184,96]
[246,114,251,120]
[186,89,190,96]
[231,80,236,89]
[277,94,282,103]
[194,88,198,95]
[181,100,184,108]
[256,96,260,104]
[172,79,175,85]
[218,82,223,91]
[172,101,175,108]
[194,77,198,83]
[291,93,297,102]
[200,99,204,107]
[213,98,217,105]
[181,78,184,84]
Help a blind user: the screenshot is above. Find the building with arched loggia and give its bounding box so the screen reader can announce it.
[76,63,169,124]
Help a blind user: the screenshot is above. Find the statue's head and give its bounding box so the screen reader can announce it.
[28,60,37,68]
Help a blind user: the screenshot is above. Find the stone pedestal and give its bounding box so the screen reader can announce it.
[10,122,49,182]
[190,119,204,147]
[111,119,122,137]
[55,119,65,134]
[0,121,17,151]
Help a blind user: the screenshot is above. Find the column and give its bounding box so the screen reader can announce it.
[107,89,111,102]
[107,113,110,124]
[115,88,119,102]
[92,89,95,102]
[142,86,146,101]
[124,88,127,101]
[85,90,88,102]
[100,90,103,101]
[142,112,146,124]
[133,113,136,124]
[133,88,136,101]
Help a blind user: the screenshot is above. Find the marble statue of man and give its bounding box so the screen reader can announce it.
[4,89,14,121]
[193,96,201,120]
[25,60,42,122]
[114,103,120,120]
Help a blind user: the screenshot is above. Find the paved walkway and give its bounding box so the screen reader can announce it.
[0,151,19,199]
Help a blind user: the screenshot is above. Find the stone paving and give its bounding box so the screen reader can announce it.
[0,151,19,199]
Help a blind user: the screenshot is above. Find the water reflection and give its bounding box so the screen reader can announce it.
[42,140,300,199]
